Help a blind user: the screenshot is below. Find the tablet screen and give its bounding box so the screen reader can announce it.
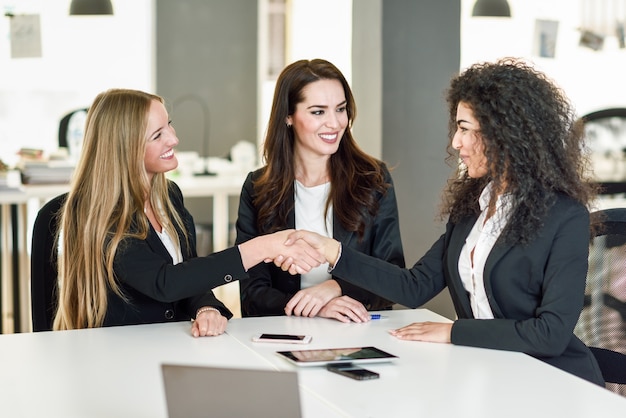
[276,346,397,367]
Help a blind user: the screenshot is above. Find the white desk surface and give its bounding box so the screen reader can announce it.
[1,309,624,418]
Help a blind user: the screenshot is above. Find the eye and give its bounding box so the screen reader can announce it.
[337,106,347,113]
[311,110,324,116]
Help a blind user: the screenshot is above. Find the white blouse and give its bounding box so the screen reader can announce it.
[458,182,513,319]
[294,180,332,288]
[155,228,183,265]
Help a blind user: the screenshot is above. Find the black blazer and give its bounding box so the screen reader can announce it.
[236,166,405,317]
[104,181,247,326]
[332,194,604,386]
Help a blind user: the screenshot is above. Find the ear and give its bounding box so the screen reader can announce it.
[285,116,292,126]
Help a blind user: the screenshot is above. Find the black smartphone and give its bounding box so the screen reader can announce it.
[326,363,380,380]
[252,333,312,344]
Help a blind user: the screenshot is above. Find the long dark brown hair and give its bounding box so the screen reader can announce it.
[441,58,596,244]
[254,59,389,239]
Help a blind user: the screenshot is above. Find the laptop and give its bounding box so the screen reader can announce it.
[161,364,302,418]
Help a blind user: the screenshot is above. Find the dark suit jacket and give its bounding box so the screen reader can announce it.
[236,166,405,317]
[331,193,604,386]
[105,181,246,326]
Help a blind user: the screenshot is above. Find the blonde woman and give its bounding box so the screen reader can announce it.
[53,89,322,337]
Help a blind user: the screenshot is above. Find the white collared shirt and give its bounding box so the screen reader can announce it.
[458,182,513,319]
[295,180,332,288]
[155,228,183,265]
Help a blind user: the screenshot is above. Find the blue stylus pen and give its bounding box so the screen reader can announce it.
[370,314,387,320]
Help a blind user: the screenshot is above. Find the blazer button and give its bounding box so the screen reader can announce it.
[224,274,233,282]
[164,309,174,320]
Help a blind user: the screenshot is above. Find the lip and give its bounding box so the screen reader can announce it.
[160,149,175,159]
[319,132,339,143]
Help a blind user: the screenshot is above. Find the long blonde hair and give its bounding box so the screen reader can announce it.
[53,89,189,330]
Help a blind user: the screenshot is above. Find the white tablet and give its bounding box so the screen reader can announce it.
[276,346,398,367]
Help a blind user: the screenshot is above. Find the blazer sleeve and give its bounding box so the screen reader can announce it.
[333,168,406,310]
[113,182,246,317]
[235,171,295,315]
[168,183,233,319]
[450,201,590,357]
[332,227,449,309]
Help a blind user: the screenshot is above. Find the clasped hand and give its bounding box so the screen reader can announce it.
[269,230,336,275]
[261,229,326,274]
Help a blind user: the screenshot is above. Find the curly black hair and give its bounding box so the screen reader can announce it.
[441,58,595,245]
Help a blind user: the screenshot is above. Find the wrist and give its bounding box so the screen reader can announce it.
[327,241,342,270]
[195,306,220,319]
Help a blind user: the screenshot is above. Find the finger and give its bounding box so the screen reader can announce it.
[191,321,200,338]
[332,310,353,323]
[283,230,302,245]
[281,257,294,271]
[285,294,303,316]
[342,309,363,323]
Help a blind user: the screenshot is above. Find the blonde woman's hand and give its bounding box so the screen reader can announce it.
[191,307,228,337]
[241,229,324,273]
[276,230,341,275]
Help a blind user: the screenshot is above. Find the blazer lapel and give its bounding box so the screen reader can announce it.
[482,239,513,318]
[145,226,174,263]
[446,217,476,319]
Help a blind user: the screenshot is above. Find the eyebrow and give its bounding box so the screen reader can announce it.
[306,100,347,110]
[147,126,163,139]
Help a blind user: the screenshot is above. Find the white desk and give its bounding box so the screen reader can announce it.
[0,173,247,333]
[0,309,624,417]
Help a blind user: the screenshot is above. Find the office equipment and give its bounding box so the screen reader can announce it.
[575,208,626,395]
[252,333,312,344]
[162,364,302,418]
[30,193,66,332]
[276,346,397,367]
[326,363,379,380]
[582,108,626,187]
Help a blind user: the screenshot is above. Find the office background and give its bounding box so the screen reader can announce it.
[1,0,624,319]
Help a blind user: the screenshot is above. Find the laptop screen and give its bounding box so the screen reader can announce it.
[161,364,302,418]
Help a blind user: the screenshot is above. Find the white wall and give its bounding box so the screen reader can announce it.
[461,0,626,116]
[0,0,153,166]
[257,0,352,156]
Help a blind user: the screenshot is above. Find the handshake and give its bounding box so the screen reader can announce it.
[258,229,342,275]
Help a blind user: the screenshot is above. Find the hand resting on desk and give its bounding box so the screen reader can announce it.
[284,281,370,323]
[280,230,453,341]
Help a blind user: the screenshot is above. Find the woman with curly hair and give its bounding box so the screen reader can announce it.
[281,58,604,385]
[236,59,405,321]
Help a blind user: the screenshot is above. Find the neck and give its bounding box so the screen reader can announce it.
[294,157,330,187]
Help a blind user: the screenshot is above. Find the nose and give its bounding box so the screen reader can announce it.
[325,112,340,128]
[166,127,179,146]
[451,130,461,149]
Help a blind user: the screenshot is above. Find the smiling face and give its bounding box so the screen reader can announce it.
[452,102,488,178]
[144,99,179,180]
[287,78,348,162]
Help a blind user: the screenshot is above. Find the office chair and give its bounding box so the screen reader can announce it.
[30,193,67,332]
[582,108,626,195]
[58,108,88,154]
[575,208,626,395]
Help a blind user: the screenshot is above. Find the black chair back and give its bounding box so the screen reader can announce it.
[30,194,67,332]
[575,208,626,395]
